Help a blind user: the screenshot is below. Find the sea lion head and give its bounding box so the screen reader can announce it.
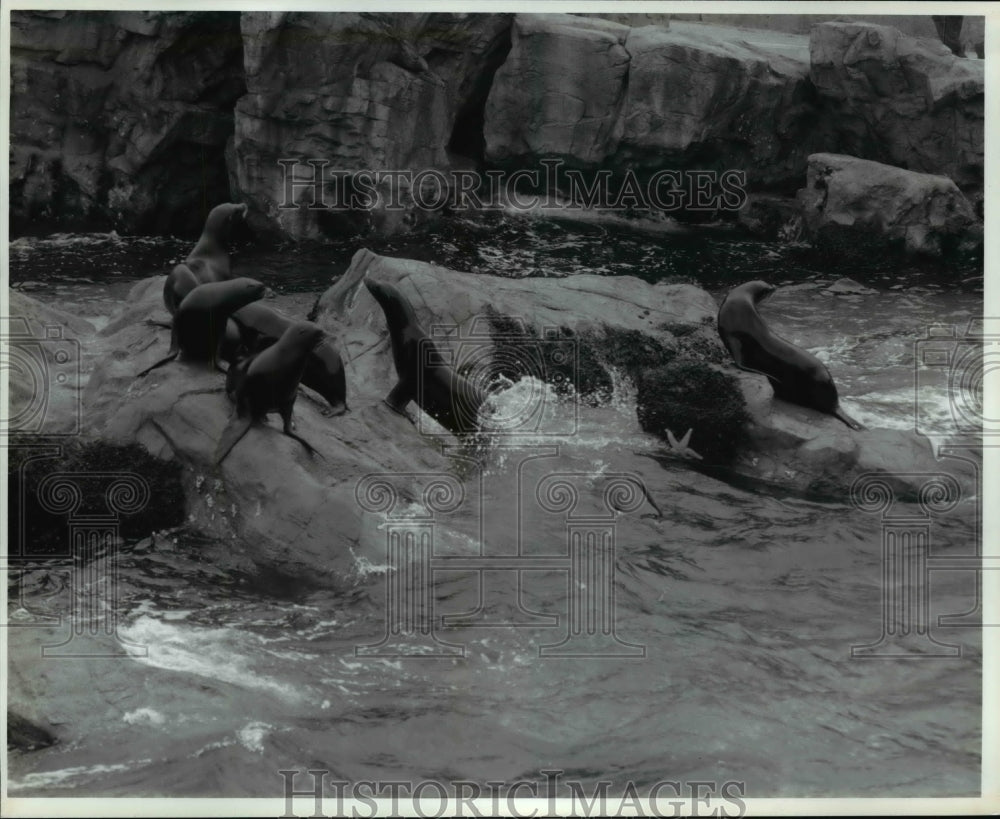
[204,202,249,242]
[744,280,777,303]
[228,277,267,305]
[283,321,326,353]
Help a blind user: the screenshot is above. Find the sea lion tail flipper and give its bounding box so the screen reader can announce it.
[834,408,865,431]
[322,401,349,417]
[285,430,323,459]
[144,319,173,330]
[137,325,181,377]
[214,416,253,464]
[136,353,177,378]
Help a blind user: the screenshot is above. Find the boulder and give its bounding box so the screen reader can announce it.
[809,22,983,187]
[483,14,630,165]
[314,248,722,407]
[483,18,824,190]
[732,375,976,500]
[618,22,822,187]
[798,153,981,256]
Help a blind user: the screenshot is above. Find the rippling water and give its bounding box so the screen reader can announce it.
[6,215,984,798]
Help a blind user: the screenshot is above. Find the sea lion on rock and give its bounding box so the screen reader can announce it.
[365,278,486,435]
[231,303,348,416]
[138,278,266,377]
[214,321,326,464]
[163,202,249,315]
[717,280,863,430]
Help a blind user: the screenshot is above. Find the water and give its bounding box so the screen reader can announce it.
[6,215,983,798]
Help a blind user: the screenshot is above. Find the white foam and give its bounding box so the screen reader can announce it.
[122,707,166,727]
[8,760,152,792]
[237,722,272,754]
[117,615,302,702]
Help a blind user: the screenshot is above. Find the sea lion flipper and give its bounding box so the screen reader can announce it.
[145,319,173,330]
[280,410,322,459]
[384,379,414,415]
[214,415,254,464]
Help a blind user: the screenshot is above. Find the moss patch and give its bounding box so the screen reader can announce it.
[7,436,186,558]
[636,360,751,465]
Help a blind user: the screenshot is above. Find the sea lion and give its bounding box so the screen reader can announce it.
[231,302,348,416]
[214,321,326,464]
[717,280,863,430]
[163,202,249,315]
[137,278,266,377]
[365,278,486,435]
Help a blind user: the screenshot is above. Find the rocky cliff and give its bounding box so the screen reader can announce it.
[8,11,984,242]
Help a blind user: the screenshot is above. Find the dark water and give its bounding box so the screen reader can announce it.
[7,215,984,798]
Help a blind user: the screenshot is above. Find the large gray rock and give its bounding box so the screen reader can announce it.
[484,17,823,188]
[797,153,981,256]
[234,12,513,239]
[809,22,983,187]
[314,248,720,408]
[618,23,821,185]
[9,10,245,235]
[732,375,976,501]
[483,15,630,165]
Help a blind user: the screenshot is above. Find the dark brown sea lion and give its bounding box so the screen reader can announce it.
[137,278,266,377]
[214,321,326,464]
[717,280,863,430]
[365,278,486,435]
[163,202,249,315]
[231,302,348,416]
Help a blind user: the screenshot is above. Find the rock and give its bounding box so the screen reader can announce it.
[9,10,245,235]
[7,710,57,753]
[737,193,803,241]
[732,374,976,500]
[484,17,824,189]
[798,153,981,257]
[619,22,821,187]
[484,14,630,165]
[314,248,722,407]
[233,12,513,239]
[809,22,983,188]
